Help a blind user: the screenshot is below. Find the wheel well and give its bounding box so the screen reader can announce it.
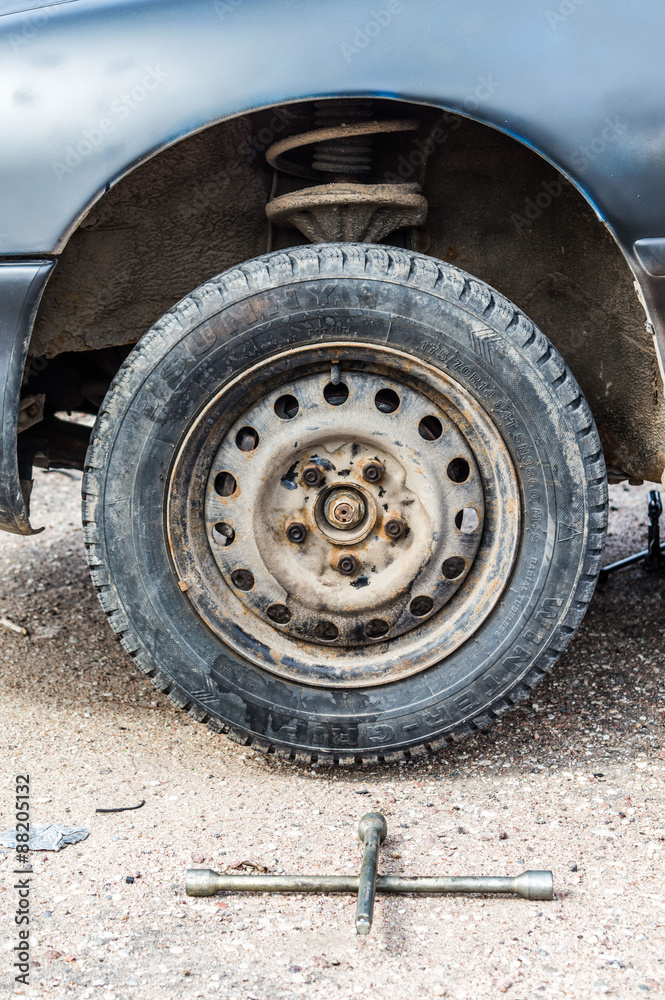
[27,99,665,483]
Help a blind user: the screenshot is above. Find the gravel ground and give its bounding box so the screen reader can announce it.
[0,472,663,1000]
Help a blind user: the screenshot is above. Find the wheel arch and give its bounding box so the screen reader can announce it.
[26,98,665,489]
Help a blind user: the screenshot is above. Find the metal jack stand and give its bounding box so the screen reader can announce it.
[186,812,554,935]
[599,489,665,584]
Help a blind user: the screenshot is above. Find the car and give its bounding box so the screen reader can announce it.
[2,0,664,764]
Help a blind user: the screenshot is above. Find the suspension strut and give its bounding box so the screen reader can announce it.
[265,99,428,244]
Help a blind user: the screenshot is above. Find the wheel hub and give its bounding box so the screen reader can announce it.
[201,366,485,649]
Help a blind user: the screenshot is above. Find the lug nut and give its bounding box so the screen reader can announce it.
[302,464,323,487]
[384,517,405,540]
[337,554,359,576]
[362,461,384,484]
[286,522,307,544]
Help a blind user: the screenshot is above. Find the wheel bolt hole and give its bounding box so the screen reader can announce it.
[362,461,383,483]
[214,471,237,497]
[384,517,405,540]
[364,618,389,638]
[337,555,358,576]
[286,522,307,544]
[267,603,291,625]
[301,464,323,487]
[323,382,349,406]
[409,595,434,617]
[455,508,480,534]
[447,457,470,483]
[274,394,299,420]
[314,621,339,641]
[235,426,259,452]
[212,522,235,546]
[442,556,466,579]
[418,415,443,440]
[230,568,254,591]
[374,388,400,413]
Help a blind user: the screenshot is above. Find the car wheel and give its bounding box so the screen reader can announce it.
[82,244,607,764]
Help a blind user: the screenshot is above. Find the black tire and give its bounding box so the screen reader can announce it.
[82,244,607,765]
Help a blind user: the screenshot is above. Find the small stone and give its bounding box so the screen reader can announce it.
[191,853,205,863]
[45,950,62,960]
[432,986,446,997]
[457,826,466,834]
[498,831,508,840]
[498,978,513,993]
[63,954,76,963]
[125,876,134,884]
[569,862,578,872]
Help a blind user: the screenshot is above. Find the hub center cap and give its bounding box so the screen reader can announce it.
[324,488,366,530]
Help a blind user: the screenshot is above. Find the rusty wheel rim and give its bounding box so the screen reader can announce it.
[167,343,520,687]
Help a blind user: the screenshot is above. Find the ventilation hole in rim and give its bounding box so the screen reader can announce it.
[230,568,254,591]
[313,620,339,641]
[274,394,299,420]
[447,457,470,483]
[267,603,292,624]
[418,415,443,440]
[442,556,466,579]
[214,471,237,497]
[364,618,390,638]
[323,382,349,406]
[409,595,434,617]
[212,522,235,546]
[455,508,480,533]
[235,426,259,452]
[374,388,400,413]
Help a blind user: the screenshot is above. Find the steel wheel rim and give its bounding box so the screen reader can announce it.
[167,342,520,687]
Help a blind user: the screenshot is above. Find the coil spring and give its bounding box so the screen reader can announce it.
[265,101,420,181]
[312,99,374,175]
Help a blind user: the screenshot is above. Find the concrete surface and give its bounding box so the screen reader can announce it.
[0,472,663,999]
